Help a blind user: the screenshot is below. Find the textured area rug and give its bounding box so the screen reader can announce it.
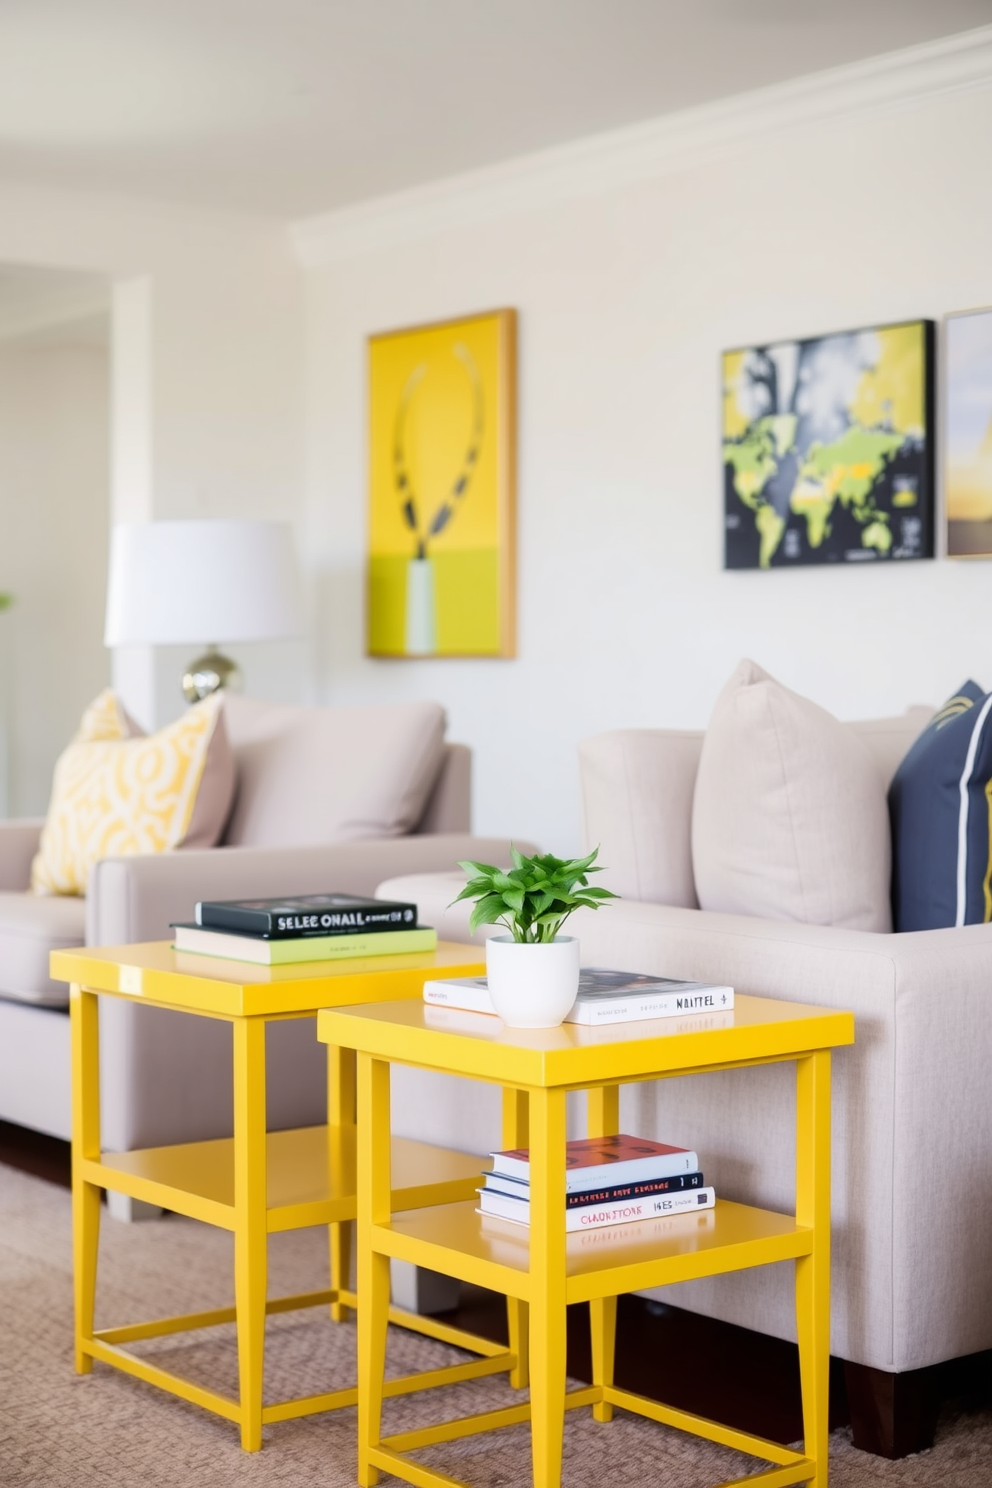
[2,1163,991,1487]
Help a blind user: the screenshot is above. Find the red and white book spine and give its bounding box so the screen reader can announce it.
[478,1185,716,1232]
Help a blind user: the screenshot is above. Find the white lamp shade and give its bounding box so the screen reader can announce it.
[104,520,305,647]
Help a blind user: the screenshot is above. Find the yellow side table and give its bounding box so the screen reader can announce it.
[49,940,520,1452]
[317,994,854,1488]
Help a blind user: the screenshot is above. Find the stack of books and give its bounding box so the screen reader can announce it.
[171,892,436,965]
[478,1134,716,1233]
[424,966,734,1025]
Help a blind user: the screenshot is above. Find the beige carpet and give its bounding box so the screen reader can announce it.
[2,1164,991,1488]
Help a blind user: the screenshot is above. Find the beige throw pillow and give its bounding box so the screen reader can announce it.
[691,660,892,932]
[31,690,234,896]
[220,694,447,848]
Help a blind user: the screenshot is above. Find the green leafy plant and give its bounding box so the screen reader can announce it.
[452,845,618,943]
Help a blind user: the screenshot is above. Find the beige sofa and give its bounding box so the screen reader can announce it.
[380,703,992,1457]
[0,693,526,1164]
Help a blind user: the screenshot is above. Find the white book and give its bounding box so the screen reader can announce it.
[423,966,734,1025]
[423,975,495,1013]
[477,1185,716,1233]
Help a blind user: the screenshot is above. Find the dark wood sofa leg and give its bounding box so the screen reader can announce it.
[844,1361,942,1458]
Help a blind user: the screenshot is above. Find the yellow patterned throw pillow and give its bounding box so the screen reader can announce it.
[31,690,234,895]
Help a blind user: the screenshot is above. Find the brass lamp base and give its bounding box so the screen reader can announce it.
[182,648,243,704]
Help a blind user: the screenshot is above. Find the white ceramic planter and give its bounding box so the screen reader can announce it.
[485,935,580,1029]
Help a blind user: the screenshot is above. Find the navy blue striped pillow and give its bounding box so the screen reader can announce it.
[889,682,992,931]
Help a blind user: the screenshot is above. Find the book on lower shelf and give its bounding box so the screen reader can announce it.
[482,1168,706,1209]
[194,892,418,938]
[171,922,437,965]
[423,966,734,1025]
[477,1184,716,1232]
[490,1133,699,1192]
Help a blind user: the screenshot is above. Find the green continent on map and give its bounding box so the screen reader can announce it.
[723,418,782,506]
[801,427,904,515]
[754,504,786,569]
[724,420,907,567]
[861,520,893,553]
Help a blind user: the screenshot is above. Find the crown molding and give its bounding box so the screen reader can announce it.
[291,25,992,267]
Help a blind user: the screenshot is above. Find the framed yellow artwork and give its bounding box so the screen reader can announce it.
[367,308,516,657]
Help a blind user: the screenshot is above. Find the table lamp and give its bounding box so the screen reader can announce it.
[104,519,305,702]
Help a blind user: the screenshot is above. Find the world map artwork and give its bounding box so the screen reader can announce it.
[723,321,934,569]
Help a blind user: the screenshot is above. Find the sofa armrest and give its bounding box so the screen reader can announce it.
[570,900,992,1373]
[375,870,483,944]
[0,818,45,892]
[86,834,534,948]
[415,744,471,833]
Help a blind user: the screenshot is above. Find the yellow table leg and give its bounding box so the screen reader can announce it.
[328,1043,357,1323]
[796,1049,831,1488]
[529,1085,568,1488]
[70,984,101,1376]
[233,1017,268,1452]
[357,1053,392,1488]
[586,1085,619,1423]
[502,1085,530,1389]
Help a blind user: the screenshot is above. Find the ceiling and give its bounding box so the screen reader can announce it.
[0,1,990,219]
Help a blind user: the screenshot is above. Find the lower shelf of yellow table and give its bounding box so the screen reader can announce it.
[375,1198,814,1305]
[81,1126,484,1231]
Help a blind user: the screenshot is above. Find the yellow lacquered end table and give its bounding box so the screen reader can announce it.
[317,994,854,1488]
[49,939,522,1452]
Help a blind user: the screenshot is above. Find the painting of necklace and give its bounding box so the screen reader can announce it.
[367,309,517,657]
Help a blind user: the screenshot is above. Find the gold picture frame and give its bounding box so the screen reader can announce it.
[367,308,517,657]
[946,305,992,558]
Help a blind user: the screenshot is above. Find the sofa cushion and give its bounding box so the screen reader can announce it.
[220,694,447,848]
[692,659,892,931]
[576,710,928,914]
[578,730,702,907]
[31,690,234,895]
[0,891,86,1006]
[889,681,992,931]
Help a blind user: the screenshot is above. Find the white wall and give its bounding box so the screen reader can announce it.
[298,43,992,854]
[0,181,306,733]
[0,334,110,814]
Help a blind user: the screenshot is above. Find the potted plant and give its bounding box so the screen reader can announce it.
[452,846,618,1028]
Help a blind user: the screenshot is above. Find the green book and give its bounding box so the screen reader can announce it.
[171,922,437,965]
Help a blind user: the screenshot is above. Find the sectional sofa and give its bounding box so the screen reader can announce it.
[380,681,992,1457]
[0,692,527,1166]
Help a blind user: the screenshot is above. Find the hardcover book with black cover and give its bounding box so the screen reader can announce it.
[481,1169,705,1208]
[195,892,418,938]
